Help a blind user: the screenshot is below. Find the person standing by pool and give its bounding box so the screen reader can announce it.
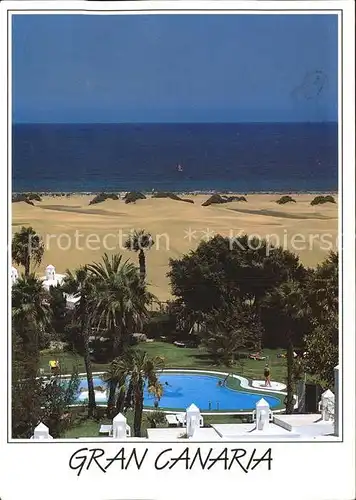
[264,364,271,387]
[49,359,60,375]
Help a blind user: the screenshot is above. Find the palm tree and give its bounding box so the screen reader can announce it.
[62,266,97,418]
[12,274,52,375]
[12,226,44,276]
[104,349,164,436]
[101,357,126,417]
[87,253,154,358]
[124,230,154,282]
[308,251,338,323]
[87,253,154,417]
[262,281,310,414]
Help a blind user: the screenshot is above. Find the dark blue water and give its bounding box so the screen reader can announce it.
[12,122,338,192]
[75,373,282,411]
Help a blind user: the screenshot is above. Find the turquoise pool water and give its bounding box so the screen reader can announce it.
[75,372,282,411]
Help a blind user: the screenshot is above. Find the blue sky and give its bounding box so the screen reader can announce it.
[12,14,338,123]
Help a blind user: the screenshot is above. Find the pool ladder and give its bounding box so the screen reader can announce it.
[208,401,220,411]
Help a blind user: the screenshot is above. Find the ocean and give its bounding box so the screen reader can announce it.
[12,122,338,193]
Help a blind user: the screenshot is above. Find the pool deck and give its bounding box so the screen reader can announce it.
[211,422,299,438]
[146,419,334,441]
[273,413,330,430]
[146,427,220,440]
[251,380,287,391]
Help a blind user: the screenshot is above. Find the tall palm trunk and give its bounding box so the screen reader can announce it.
[133,383,144,437]
[113,324,126,359]
[138,249,146,282]
[113,336,121,359]
[21,327,40,379]
[115,374,126,414]
[80,299,96,418]
[83,328,96,418]
[24,254,31,277]
[286,334,295,414]
[107,379,117,418]
[254,296,262,351]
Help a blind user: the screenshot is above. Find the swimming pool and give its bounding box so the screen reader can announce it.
[74,371,284,412]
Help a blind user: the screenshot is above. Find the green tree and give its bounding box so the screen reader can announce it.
[88,253,153,357]
[62,266,97,417]
[48,285,68,336]
[261,281,310,414]
[12,274,52,374]
[12,226,44,276]
[303,317,338,389]
[303,252,338,388]
[104,350,164,436]
[41,368,80,438]
[88,254,154,416]
[168,235,307,324]
[125,229,154,282]
[307,251,338,323]
[11,275,52,438]
[12,329,43,438]
[201,301,263,366]
[102,357,126,417]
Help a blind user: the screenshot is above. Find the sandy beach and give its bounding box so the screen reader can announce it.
[12,193,338,301]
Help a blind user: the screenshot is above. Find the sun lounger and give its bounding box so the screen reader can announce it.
[99,424,113,435]
[165,414,179,427]
[176,413,186,426]
[249,353,266,361]
[173,341,187,348]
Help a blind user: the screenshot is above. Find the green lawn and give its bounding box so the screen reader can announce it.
[41,341,287,382]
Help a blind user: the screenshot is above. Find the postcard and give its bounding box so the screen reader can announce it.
[1,2,355,500]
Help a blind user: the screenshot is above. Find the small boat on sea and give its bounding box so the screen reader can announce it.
[177,164,183,172]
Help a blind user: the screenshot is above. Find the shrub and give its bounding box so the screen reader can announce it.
[145,410,166,429]
[89,192,119,205]
[152,192,194,204]
[38,332,52,350]
[12,194,35,205]
[225,195,247,202]
[202,194,226,206]
[143,311,177,339]
[25,193,42,202]
[12,192,42,202]
[202,194,246,206]
[311,195,336,206]
[124,191,147,204]
[276,195,296,205]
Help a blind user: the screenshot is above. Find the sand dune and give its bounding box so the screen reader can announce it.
[12,193,338,301]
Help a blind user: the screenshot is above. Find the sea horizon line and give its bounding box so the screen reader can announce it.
[12,120,338,126]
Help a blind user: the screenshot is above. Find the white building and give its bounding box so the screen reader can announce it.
[41,264,65,290]
[11,264,80,309]
[11,266,18,284]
